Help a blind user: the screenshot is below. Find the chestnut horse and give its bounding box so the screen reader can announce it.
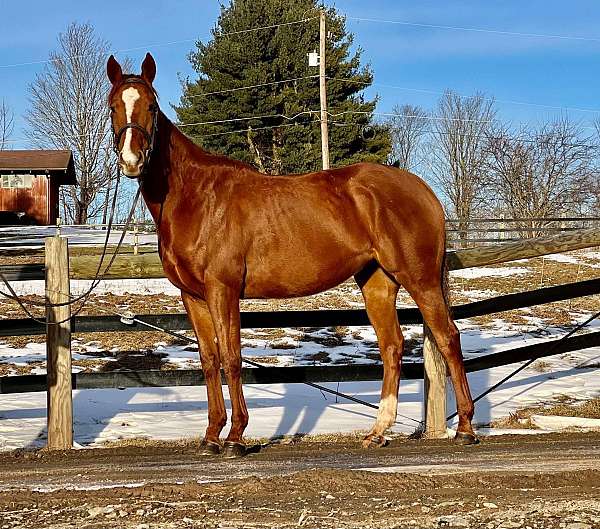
[107,53,476,457]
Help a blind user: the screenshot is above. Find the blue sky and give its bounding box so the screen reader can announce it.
[2,0,600,148]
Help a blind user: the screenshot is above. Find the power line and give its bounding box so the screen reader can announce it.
[346,16,600,43]
[1,76,319,144]
[330,119,599,149]
[328,76,600,115]
[329,109,495,125]
[177,71,600,116]
[0,17,317,70]
[0,112,321,145]
[177,109,318,128]
[199,119,321,138]
[186,75,319,98]
[336,77,600,115]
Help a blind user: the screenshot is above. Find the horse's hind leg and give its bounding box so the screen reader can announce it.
[401,282,476,443]
[182,292,227,455]
[355,265,404,448]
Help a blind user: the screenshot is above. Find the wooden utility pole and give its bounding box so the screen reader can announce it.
[319,10,330,170]
[423,325,448,438]
[45,235,73,450]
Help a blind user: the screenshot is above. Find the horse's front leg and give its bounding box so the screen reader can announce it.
[181,292,226,455]
[205,278,249,458]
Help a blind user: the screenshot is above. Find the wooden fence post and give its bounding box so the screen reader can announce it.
[423,325,448,438]
[45,236,73,450]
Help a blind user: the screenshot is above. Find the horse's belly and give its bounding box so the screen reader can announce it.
[242,247,370,299]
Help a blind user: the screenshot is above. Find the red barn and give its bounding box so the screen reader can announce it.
[0,150,76,225]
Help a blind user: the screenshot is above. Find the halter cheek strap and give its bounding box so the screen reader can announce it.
[113,113,158,160]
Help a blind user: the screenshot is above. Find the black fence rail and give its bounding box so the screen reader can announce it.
[2,330,598,394]
[1,277,599,337]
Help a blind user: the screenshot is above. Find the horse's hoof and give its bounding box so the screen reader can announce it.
[222,441,247,458]
[199,439,222,456]
[362,434,388,449]
[454,432,480,445]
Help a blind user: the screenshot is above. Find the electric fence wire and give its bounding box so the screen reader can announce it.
[82,301,424,429]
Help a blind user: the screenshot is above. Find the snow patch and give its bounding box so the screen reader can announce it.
[452,267,531,279]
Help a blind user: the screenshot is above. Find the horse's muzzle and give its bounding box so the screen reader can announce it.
[119,151,145,178]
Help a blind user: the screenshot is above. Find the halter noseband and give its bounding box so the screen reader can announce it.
[112,78,159,174]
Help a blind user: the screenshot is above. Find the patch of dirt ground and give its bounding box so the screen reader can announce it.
[0,432,599,528]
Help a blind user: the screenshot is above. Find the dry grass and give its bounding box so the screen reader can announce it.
[304,351,332,363]
[245,355,280,364]
[95,430,390,449]
[530,359,553,373]
[491,396,600,429]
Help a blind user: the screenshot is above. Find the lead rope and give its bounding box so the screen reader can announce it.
[446,308,600,422]
[0,184,142,325]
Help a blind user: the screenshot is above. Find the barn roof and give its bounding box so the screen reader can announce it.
[0,150,76,185]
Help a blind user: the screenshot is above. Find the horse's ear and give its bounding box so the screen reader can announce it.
[141,53,156,84]
[107,55,122,85]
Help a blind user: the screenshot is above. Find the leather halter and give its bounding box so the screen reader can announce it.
[111,78,158,174]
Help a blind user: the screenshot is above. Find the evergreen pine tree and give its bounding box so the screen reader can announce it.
[175,0,390,174]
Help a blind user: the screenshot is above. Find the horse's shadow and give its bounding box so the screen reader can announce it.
[16,349,591,450]
[19,377,421,450]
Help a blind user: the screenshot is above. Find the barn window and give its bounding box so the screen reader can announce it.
[0,174,34,189]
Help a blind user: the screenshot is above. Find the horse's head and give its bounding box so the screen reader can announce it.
[107,53,158,178]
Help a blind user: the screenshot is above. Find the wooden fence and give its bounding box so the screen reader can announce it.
[0,228,599,449]
[446,217,600,247]
[1,218,599,254]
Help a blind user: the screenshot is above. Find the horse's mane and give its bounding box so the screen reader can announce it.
[165,115,259,174]
[109,75,257,174]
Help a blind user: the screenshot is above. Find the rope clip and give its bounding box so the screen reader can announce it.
[120,311,136,325]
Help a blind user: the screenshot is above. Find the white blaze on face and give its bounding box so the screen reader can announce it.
[121,87,141,166]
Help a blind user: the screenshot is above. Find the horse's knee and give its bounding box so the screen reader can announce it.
[380,343,403,367]
[222,360,241,379]
[461,400,474,421]
[201,361,220,380]
[210,409,227,429]
[430,322,462,360]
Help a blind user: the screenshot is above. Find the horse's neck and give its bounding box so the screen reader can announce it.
[140,112,207,223]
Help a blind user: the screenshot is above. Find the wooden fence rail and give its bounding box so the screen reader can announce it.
[1,227,598,281]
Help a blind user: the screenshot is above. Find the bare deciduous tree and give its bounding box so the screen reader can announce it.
[386,104,428,171]
[0,100,14,150]
[429,91,496,240]
[586,116,600,215]
[487,116,596,236]
[25,22,121,224]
